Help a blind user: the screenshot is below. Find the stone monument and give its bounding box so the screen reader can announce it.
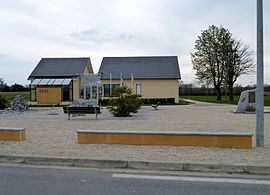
[235,89,256,113]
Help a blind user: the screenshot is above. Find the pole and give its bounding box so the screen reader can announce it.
[256,0,264,146]
[109,73,112,96]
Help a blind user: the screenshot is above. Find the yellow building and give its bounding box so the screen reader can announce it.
[28,58,94,105]
[98,56,181,103]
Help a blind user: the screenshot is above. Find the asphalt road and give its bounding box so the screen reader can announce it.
[0,164,270,195]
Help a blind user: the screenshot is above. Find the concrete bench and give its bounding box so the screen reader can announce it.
[0,127,26,141]
[77,130,253,149]
[63,106,101,120]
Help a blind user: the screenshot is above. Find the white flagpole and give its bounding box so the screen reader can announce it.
[131,73,134,89]
[110,73,112,96]
[120,73,123,86]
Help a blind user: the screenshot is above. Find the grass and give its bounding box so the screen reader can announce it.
[181,95,270,106]
[0,91,30,105]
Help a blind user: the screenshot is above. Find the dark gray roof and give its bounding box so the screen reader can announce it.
[98,56,181,80]
[28,58,92,80]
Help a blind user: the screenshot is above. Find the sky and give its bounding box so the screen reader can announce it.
[0,0,269,86]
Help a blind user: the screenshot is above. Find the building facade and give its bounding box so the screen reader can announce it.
[28,58,99,105]
[98,56,181,103]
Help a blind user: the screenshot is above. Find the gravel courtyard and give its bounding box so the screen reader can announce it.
[1,102,270,165]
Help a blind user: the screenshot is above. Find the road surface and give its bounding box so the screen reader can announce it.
[0,164,270,195]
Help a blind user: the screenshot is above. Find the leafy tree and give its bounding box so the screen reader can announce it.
[191,25,231,100]
[10,83,26,92]
[0,95,8,109]
[108,86,142,117]
[191,25,254,101]
[0,78,7,92]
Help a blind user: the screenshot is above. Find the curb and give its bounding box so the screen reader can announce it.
[0,154,270,175]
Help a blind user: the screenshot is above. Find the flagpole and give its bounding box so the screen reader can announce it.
[131,73,134,89]
[120,73,123,86]
[109,73,112,96]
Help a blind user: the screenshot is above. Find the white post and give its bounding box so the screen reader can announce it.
[83,85,86,100]
[110,73,112,96]
[131,73,134,89]
[96,83,99,105]
[256,0,264,147]
[120,73,123,86]
[90,84,92,100]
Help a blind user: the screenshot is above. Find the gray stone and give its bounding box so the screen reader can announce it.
[235,89,256,113]
[10,95,29,111]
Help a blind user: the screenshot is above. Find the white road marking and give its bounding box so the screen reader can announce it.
[112,174,270,185]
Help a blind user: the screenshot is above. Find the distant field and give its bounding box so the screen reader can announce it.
[0,91,30,104]
[181,95,270,106]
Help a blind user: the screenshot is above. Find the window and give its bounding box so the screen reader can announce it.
[136,84,142,95]
[30,85,36,101]
[103,84,120,97]
[62,83,72,101]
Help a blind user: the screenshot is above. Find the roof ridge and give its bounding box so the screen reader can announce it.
[41,57,90,59]
[102,56,177,58]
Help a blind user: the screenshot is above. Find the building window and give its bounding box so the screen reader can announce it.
[62,84,72,101]
[136,84,142,95]
[103,84,120,97]
[30,85,36,101]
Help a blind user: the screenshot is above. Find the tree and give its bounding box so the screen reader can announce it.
[10,83,26,92]
[224,39,254,101]
[108,86,142,117]
[191,25,231,100]
[191,25,254,101]
[0,78,6,92]
[0,95,8,109]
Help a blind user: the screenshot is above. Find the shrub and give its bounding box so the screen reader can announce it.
[108,86,142,117]
[0,94,8,109]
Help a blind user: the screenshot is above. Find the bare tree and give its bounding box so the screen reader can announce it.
[224,40,255,101]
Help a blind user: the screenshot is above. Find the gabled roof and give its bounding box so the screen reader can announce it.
[98,56,181,80]
[28,57,93,80]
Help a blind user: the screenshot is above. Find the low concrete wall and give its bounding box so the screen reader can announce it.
[77,130,253,149]
[0,127,26,141]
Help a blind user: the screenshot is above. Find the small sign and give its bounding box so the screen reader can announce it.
[39,89,48,93]
[249,92,255,103]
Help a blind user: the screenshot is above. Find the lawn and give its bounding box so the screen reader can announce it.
[181,95,270,106]
[0,91,30,105]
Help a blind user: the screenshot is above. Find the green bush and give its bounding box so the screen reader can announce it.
[108,86,142,117]
[0,95,8,109]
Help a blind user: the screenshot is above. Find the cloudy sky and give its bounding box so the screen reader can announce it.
[0,0,269,86]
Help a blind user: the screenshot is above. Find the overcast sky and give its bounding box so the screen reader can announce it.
[0,0,269,86]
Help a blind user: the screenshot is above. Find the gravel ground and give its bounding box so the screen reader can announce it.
[0,102,270,165]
